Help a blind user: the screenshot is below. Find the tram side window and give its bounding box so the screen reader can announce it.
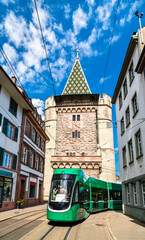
[91,187,97,201]
[110,190,122,200]
[79,182,84,203]
[96,188,103,201]
[72,182,79,204]
[84,188,90,202]
[102,189,108,201]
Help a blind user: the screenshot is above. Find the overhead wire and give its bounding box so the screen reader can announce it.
[33,0,56,96]
[101,0,120,96]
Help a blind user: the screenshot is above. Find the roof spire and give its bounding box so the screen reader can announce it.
[76,47,79,59]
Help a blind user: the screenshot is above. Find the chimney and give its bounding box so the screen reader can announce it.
[11,76,17,84]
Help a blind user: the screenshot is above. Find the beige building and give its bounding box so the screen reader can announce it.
[44,52,116,200]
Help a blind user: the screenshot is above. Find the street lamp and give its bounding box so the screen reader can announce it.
[135,10,144,44]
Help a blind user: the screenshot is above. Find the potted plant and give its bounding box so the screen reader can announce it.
[16,199,24,209]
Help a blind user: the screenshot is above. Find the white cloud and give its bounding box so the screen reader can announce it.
[64,4,71,19]
[112,35,120,43]
[0,0,14,6]
[86,0,95,6]
[120,18,125,26]
[31,98,45,120]
[3,43,18,63]
[127,0,143,22]
[99,75,111,84]
[73,6,88,35]
[4,11,27,47]
[95,1,117,30]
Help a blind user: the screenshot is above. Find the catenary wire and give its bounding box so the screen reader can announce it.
[101,0,120,96]
[33,0,56,95]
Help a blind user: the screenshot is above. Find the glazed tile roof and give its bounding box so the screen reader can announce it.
[62,54,91,95]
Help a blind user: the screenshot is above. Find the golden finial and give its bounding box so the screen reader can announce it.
[76,47,79,58]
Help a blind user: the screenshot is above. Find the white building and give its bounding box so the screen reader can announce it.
[0,67,32,211]
[112,27,145,222]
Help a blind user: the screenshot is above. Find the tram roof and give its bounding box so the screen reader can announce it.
[53,168,87,180]
[108,182,122,191]
[86,177,107,189]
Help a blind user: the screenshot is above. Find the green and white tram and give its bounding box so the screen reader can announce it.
[47,168,122,222]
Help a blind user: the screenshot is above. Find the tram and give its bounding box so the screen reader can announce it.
[47,169,122,222]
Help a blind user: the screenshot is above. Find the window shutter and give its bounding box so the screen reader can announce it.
[12,154,17,170]
[2,117,8,135]
[14,127,18,142]
[0,147,4,166]
[0,113,2,126]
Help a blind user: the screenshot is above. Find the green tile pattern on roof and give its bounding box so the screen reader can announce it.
[62,58,91,95]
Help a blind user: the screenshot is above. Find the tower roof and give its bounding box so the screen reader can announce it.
[62,51,91,95]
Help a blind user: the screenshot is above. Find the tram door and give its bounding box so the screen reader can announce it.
[79,182,84,219]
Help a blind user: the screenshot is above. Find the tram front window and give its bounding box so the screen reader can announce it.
[49,174,76,210]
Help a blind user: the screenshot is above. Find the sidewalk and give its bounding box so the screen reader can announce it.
[0,203,47,221]
[107,211,145,240]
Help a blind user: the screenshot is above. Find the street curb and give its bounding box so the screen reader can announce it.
[106,213,118,240]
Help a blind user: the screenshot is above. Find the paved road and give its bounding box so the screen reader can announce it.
[1,205,145,240]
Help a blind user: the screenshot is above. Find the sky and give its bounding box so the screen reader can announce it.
[0,0,145,175]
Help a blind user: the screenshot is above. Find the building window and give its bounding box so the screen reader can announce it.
[133,182,138,205]
[142,181,145,207]
[72,115,76,121]
[132,93,138,117]
[29,184,36,198]
[38,136,40,147]
[122,146,127,167]
[9,97,18,117]
[77,115,80,121]
[78,132,80,138]
[23,147,27,164]
[7,122,14,139]
[73,152,75,156]
[30,153,34,168]
[129,61,134,85]
[42,140,44,151]
[70,152,72,156]
[3,152,12,168]
[128,139,134,163]
[125,106,130,127]
[66,152,69,156]
[41,160,43,172]
[119,92,123,109]
[32,129,36,142]
[0,177,12,201]
[135,130,142,158]
[126,184,130,204]
[72,132,75,138]
[25,119,31,138]
[36,156,39,170]
[82,152,85,156]
[123,78,128,99]
[120,117,125,135]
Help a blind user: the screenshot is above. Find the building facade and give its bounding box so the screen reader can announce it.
[44,52,116,200]
[16,88,49,207]
[0,67,32,211]
[112,27,145,222]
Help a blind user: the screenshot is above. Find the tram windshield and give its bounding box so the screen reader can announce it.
[49,174,76,210]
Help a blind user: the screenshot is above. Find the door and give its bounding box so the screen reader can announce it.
[20,180,26,200]
[38,184,42,203]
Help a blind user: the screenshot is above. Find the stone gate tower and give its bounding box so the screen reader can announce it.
[44,51,116,200]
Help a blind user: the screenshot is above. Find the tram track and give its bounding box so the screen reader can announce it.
[38,224,73,240]
[0,209,46,222]
[0,211,46,239]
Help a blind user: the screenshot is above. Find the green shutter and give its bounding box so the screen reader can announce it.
[14,127,18,142]
[12,154,17,170]
[0,147,4,166]
[0,113,2,126]
[2,117,8,135]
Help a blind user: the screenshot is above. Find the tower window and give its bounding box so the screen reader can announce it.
[77,115,80,121]
[72,115,76,121]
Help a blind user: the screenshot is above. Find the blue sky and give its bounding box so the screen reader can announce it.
[0,0,145,175]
